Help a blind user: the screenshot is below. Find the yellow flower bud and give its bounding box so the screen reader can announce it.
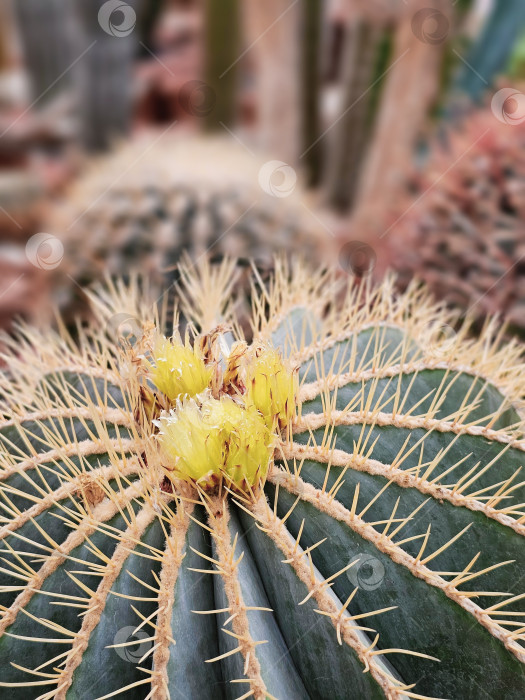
[156,395,273,491]
[150,335,212,401]
[245,346,298,429]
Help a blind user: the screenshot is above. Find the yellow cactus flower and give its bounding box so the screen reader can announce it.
[156,395,273,491]
[245,346,298,429]
[155,396,224,485]
[215,401,273,488]
[149,335,212,401]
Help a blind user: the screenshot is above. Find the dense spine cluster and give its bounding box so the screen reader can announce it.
[0,260,524,698]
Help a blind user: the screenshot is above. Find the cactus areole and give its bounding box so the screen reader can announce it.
[0,260,525,699]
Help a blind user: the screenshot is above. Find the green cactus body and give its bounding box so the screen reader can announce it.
[0,262,524,699]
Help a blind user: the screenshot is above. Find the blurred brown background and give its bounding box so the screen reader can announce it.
[0,0,524,334]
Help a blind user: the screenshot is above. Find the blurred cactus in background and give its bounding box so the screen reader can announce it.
[0,0,525,345]
[379,103,525,334]
[452,0,525,102]
[13,0,145,151]
[45,135,329,324]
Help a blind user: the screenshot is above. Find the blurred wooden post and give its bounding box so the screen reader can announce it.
[0,1,12,72]
[352,0,451,234]
[322,15,386,211]
[302,0,323,185]
[204,0,240,131]
[243,0,302,164]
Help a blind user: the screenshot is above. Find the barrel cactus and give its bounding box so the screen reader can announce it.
[46,135,326,323]
[0,260,524,699]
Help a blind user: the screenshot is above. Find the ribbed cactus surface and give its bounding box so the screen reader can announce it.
[0,262,524,699]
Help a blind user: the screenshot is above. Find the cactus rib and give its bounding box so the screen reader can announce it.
[0,260,524,698]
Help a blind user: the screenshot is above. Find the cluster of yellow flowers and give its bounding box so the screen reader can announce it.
[148,331,297,492]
